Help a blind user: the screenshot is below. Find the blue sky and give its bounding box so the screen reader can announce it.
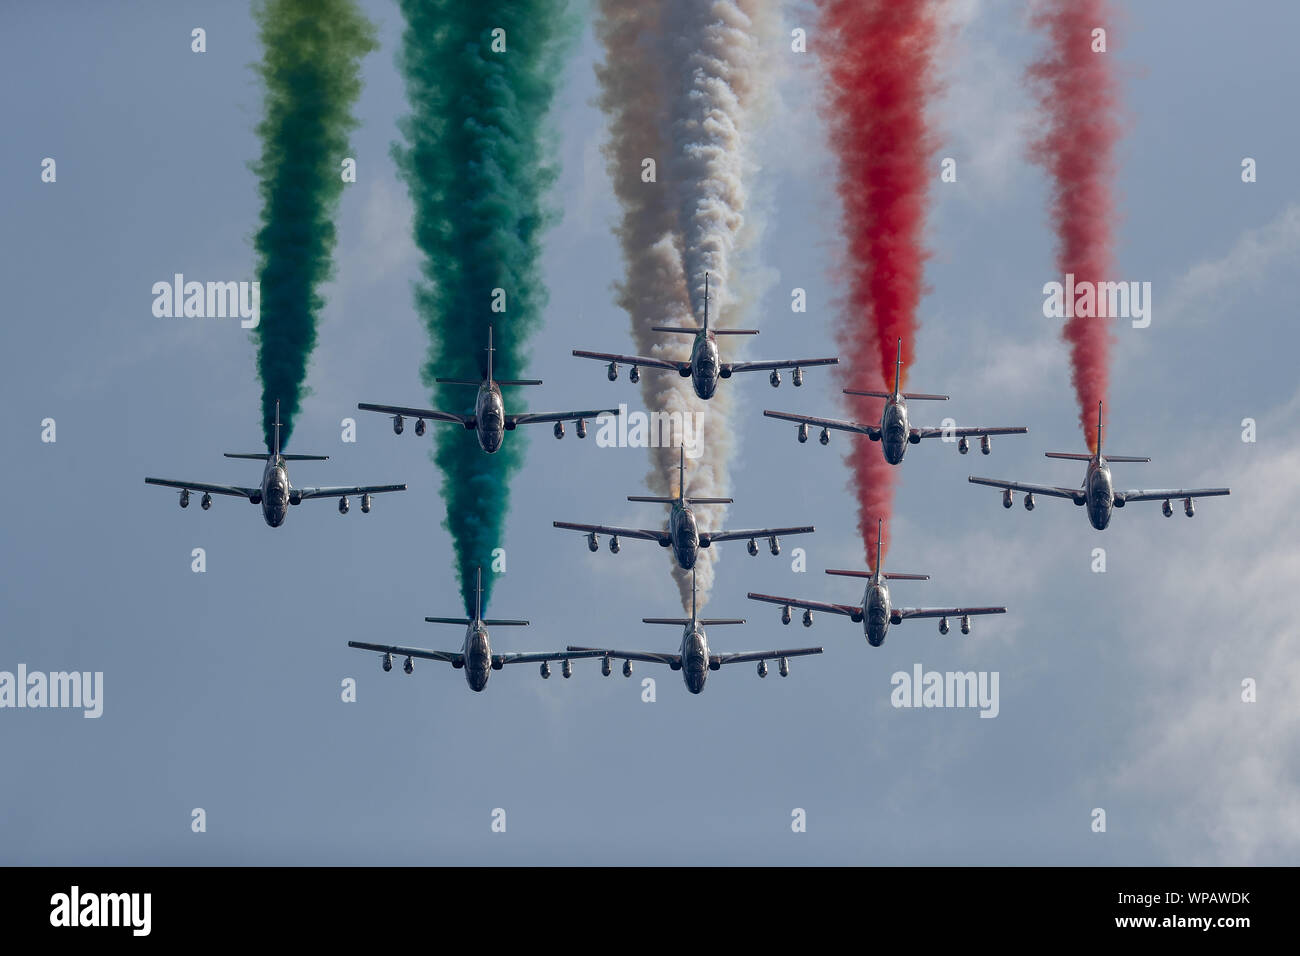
[1,0,1297,864]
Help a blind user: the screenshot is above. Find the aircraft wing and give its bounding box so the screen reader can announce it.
[1114,487,1231,504]
[347,641,462,666]
[566,646,682,667]
[747,592,863,620]
[913,425,1029,439]
[553,521,669,544]
[967,476,1084,503]
[509,408,621,427]
[725,357,839,374]
[712,647,823,666]
[296,483,407,500]
[145,478,259,499]
[763,410,878,438]
[572,350,687,373]
[493,649,609,667]
[896,606,1007,620]
[703,526,815,544]
[356,403,473,428]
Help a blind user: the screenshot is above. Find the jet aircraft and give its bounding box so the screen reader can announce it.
[968,402,1231,530]
[359,328,620,453]
[567,571,822,694]
[764,339,1028,464]
[348,569,605,693]
[554,447,813,570]
[748,520,1007,647]
[144,401,406,527]
[573,274,838,400]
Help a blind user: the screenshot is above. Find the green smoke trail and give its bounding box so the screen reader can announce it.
[393,1,577,613]
[251,0,377,449]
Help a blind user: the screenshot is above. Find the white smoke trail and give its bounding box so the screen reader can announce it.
[594,0,774,609]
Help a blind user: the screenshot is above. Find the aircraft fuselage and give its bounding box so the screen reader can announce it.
[864,580,891,646]
[680,623,711,694]
[668,501,701,569]
[464,621,492,692]
[475,382,507,453]
[1085,458,1114,530]
[880,396,911,465]
[260,457,290,527]
[689,333,721,400]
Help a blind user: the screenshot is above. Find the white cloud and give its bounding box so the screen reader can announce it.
[1108,389,1300,863]
[1161,203,1300,327]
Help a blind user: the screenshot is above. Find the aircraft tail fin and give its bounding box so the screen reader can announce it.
[272,399,281,456]
[474,567,482,622]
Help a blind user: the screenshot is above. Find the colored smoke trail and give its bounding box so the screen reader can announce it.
[594,0,772,608]
[817,0,940,563]
[1028,0,1121,453]
[393,1,577,614]
[251,0,376,450]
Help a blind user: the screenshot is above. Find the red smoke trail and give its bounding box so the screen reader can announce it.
[817,0,940,563]
[1028,0,1120,453]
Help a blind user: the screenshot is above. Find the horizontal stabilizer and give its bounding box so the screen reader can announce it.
[901,392,949,401]
[884,572,929,581]
[281,454,330,461]
[1044,452,1094,461]
[825,568,871,578]
[699,618,746,626]
[642,618,689,625]
[424,617,471,625]
[434,378,484,387]
[482,619,530,627]
[651,326,703,334]
[842,389,891,399]
[1104,455,1151,463]
[224,453,269,460]
[492,379,544,386]
[627,495,677,504]
[685,497,734,505]
[712,329,759,335]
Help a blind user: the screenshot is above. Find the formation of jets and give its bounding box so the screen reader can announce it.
[142,273,1232,696]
